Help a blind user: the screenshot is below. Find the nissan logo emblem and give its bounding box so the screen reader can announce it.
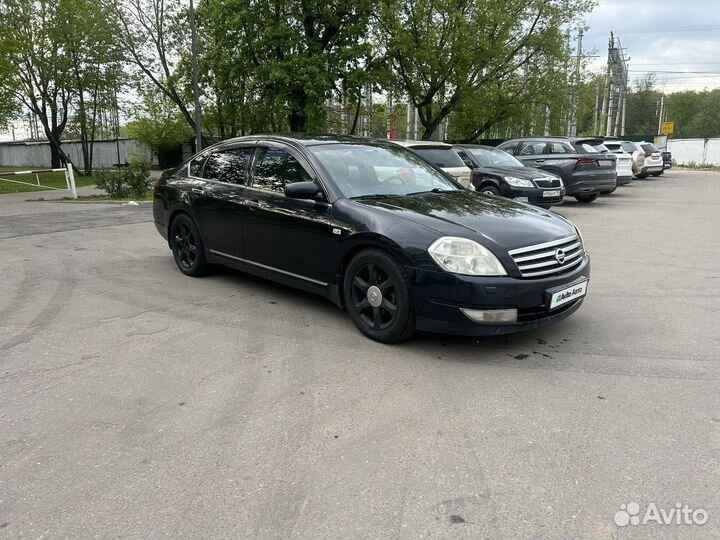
[555,248,566,264]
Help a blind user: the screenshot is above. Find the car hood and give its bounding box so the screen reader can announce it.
[359,191,576,251]
[473,165,554,180]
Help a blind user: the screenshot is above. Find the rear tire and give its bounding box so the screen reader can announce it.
[601,186,617,195]
[636,172,648,179]
[651,170,663,177]
[343,249,416,343]
[170,213,209,277]
[574,194,599,203]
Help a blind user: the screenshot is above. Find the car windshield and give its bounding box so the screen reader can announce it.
[410,147,466,168]
[467,146,524,168]
[309,144,462,198]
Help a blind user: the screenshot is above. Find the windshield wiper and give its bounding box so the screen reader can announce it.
[406,188,457,196]
[350,193,399,200]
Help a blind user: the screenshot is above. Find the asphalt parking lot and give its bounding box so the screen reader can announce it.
[1,169,718,539]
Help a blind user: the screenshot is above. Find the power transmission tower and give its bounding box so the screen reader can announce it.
[567,30,583,137]
[602,32,629,137]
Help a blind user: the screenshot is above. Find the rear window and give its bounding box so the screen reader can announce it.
[604,143,623,153]
[591,144,610,153]
[641,143,658,153]
[622,142,637,154]
[576,143,599,153]
[411,147,466,168]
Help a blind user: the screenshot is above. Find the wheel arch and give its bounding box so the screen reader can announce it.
[332,234,413,308]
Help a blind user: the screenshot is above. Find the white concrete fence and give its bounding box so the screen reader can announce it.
[0,138,158,169]
[667,138,720,166]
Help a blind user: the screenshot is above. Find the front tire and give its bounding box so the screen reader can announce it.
[343,249,416,343]
[170,213,208,276]
[479,185,500,196]
[574,194,599,203]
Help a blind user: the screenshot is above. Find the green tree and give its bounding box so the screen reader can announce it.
[0,0,74,167]
[108,0,208,143]
[625,74,662,137]
[199,0,376,133]
[124,85,193,157]
[57,0,123,174]
[665,89,720,138]
[379,0,593,140]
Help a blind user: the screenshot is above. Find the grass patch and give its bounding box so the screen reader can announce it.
[676,164,720,173]
[0,167,95,194]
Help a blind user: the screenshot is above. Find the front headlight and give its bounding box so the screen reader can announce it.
[428,236,507,276]
[504,176,534,188]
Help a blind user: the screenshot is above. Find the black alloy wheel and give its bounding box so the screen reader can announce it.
[170,214,208,276]
[344,250,415,343]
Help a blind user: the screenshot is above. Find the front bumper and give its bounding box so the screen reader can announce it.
[499,184,565,206]
[410,255,590,336]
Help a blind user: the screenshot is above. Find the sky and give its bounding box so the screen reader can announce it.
[581,0,720,92]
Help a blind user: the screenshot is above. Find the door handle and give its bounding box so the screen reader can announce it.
[243,198,260,208]
[535,159,545,163]
[191,187,204,194]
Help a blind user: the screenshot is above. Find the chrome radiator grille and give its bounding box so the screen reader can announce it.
[509,235,584,278]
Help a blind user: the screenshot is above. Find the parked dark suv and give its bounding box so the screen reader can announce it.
[452,144,564,208]
[498,137,617,203]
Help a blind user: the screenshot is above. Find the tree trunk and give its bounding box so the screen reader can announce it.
[289,88,309,132]
[349,95,362,135]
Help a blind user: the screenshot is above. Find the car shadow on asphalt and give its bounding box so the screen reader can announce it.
[208,264,582,365]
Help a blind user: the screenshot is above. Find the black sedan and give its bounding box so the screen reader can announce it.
[453,144,565,207]
[153,135,590,343]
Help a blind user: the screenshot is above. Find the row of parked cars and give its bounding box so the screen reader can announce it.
[393,136,671,207]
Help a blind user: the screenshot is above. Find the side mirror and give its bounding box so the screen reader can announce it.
[285,181,322,201]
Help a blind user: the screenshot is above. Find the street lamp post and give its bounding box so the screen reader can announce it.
[189,0,202,152]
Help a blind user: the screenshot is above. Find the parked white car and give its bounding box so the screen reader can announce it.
[388,140,473,189]
[617,141,662,178]
[637,142,664,177]
[601,140,634,186]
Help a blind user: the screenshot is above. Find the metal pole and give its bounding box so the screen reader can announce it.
[66,162,78,199]
[114,86,122,167]
[189,0,202,152]
[657,95,665,135]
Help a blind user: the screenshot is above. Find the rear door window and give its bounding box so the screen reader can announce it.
[498,141,519,154]
[412,148,466,168]
[518,142,548,156]
[548,142,574,154]
[252,147,313,194]
[202,147,254,184]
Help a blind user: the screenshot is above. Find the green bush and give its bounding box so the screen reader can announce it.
[95,159,151,199]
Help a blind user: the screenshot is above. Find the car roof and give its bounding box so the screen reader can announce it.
[198,135,418,156]
[452,144,497,150]
[387,139,453,148]
[501,136,603,143]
